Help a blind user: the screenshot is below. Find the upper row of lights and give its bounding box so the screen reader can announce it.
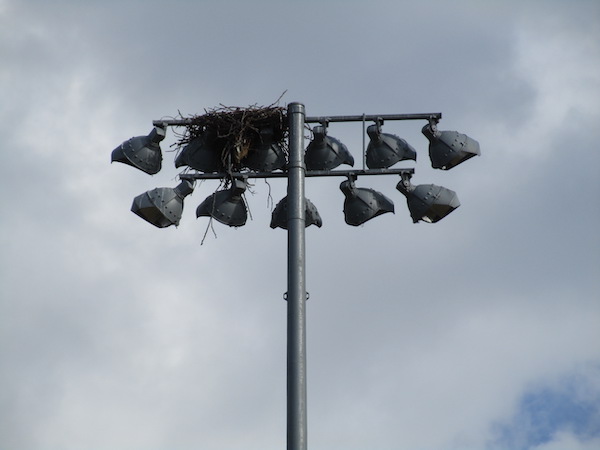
[111,117,480,228]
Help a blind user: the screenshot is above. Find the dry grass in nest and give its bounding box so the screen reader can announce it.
[173,103,288,173]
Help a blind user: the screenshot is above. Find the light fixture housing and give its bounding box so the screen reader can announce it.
[270,196,323,229]
[305,125,354,170]
[340,177,394,226]
[131,179,195,228]
[422,121,480,170]
[366,123,416,169]
[196,178,248,227]
[244,127,287,172]
[175,130,223,173]
[111,125,166,175]
[396,174,460,223]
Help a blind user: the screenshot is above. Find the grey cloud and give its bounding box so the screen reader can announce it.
[1,1,599,449]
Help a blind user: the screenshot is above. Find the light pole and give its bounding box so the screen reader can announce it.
[286,103,308,450]
[112,101,480,450]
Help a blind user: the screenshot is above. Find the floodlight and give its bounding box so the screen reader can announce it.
[244,127,287,172]
[175,131,223,173]
[366,123,416,169]
[196,179,248,227]
[270,196,323,229]
[305,125,354,170]
[111,125,165,175]
[396,174,460,223]
[131,179,195,228]
[422,121,480,170]
[340,177,394,226]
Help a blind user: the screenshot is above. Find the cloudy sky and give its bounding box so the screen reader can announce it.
[1,0,599,449]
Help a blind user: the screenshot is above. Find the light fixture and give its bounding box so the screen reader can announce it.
[396,173,460,223]
[366,122,416,169]
[270,196,323,229]
[196,178,248,227]
[422,119,480,170]
[340,177,394,226]
[244,126,287,172]
[111,125,166,175]
[131,179,195,228]
[305,125,354,170]
[175,130,223,173]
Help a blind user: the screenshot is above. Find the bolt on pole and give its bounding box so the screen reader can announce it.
[286,102,308,450]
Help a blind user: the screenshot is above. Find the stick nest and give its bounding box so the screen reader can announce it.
[173,103,288,173]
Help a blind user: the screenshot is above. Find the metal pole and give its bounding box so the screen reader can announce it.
[152,112,441,127]
[286,102,307,450]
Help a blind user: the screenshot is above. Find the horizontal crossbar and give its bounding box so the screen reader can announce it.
[152,112,441,127]
[179,167,415,181]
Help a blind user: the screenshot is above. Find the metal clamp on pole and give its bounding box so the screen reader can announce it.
[283,292,310,301]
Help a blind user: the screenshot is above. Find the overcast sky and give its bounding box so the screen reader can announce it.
[1,1,599,449]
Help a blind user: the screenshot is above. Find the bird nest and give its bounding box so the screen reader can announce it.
[173,103,288,172]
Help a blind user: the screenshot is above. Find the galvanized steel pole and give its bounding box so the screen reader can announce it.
[286,102,307,450]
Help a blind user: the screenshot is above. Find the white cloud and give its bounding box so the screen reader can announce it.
[509,12,600,155]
